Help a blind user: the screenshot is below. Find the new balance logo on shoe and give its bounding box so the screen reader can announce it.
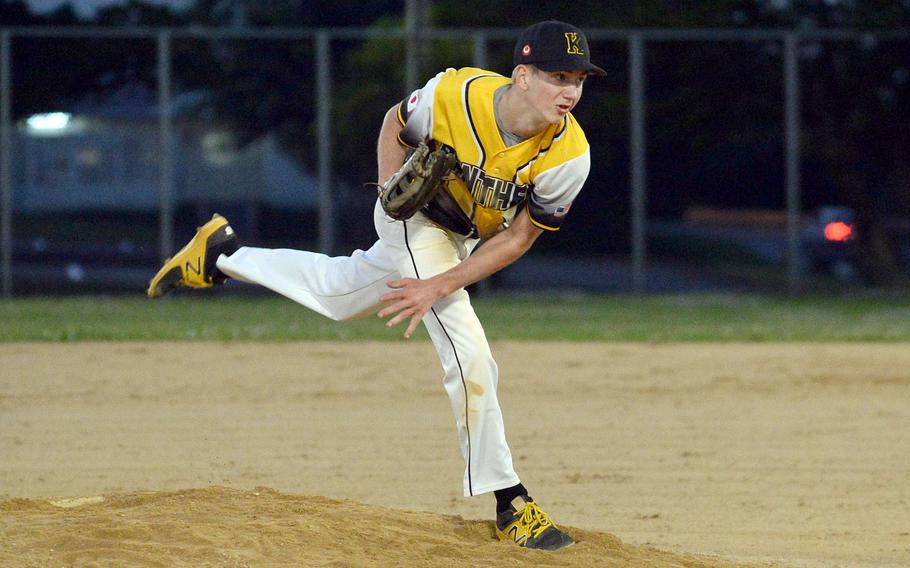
[508,524,530,545]
[495,496,574,551]
[186,256,202,274]
[185,257,203,276]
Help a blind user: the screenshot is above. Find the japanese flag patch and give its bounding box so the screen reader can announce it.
[407,91,420,114]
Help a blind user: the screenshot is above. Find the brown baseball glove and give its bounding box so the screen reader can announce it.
[378,141,458,221]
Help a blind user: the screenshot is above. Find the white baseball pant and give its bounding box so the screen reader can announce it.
[215,199,521,496]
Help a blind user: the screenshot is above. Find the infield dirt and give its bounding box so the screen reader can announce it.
[1,342,908,567]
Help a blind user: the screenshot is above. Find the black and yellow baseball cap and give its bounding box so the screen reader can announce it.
[513,20,607,76]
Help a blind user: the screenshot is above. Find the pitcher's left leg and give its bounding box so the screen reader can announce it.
[379,212,520,497]
[425,289,521,496]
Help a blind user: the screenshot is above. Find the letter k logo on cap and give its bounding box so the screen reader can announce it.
[565,32,584,55]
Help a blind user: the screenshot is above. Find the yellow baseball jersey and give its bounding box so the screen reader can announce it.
[397,67,591,239]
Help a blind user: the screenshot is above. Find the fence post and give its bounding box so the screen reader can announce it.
[157,30,175,263]
[629,32,647,294]
[316,31,334,254]
[405,0,419,93]
[784,32,803,295]
[0,31,12,298]
[473,31,487,69]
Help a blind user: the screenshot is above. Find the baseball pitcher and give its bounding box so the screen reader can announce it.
[147,20,605,551]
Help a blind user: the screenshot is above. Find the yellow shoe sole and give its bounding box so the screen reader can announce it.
[146,214,235,298]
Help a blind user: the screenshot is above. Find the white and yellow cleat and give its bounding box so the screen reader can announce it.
[146,214,239,298]
[495,495,575,550]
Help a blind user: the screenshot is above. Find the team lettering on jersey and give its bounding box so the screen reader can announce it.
[460,163,529,211]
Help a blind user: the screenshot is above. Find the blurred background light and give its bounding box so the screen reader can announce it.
[824,221,854,242]
[26,112,72,133]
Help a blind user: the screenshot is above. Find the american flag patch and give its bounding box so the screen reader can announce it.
[554,204,571,217]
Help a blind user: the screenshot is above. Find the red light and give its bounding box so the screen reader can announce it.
[824,221,854,242]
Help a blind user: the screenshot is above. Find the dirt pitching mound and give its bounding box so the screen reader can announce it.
[0,486,773,568]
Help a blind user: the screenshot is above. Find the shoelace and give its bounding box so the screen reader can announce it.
[515,501,553,539]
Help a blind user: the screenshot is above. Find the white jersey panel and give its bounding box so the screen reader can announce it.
[527,148,590,228]
[399,70,449,144]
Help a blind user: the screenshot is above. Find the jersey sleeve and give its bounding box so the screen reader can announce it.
[396,70,447,148]
[526,148,590,231]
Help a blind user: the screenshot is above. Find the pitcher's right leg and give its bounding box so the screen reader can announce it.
[216,241,400,321]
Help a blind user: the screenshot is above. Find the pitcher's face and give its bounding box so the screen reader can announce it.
[527,69,587,124]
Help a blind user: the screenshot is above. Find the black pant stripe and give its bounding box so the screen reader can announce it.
[402,220,474,496]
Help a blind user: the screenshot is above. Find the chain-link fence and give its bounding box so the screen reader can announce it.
[1,26,908,296]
